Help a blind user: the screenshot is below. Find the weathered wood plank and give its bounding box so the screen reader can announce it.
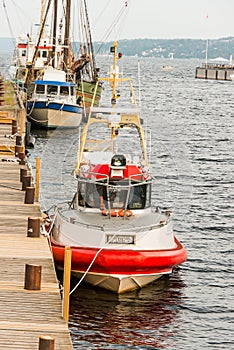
[0,102,73,349]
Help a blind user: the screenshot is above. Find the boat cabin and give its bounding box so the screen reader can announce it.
[77,154,151,212]
[33,80,76,100]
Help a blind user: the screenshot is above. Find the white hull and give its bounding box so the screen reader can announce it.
[51,209,187,293]
[28,107,82,128]
[70,270,164,294]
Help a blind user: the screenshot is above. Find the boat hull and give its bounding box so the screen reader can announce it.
[27,101,82,128]
[77,81,102,107]
[51,236,187,293]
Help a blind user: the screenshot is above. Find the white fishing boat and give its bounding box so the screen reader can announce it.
[27,67,82,128]
[9,0,102,128]
[50,42,187,293]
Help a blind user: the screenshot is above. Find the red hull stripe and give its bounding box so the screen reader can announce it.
[36,46,53,50]
[50,236,187,275]
[17,44,27,48]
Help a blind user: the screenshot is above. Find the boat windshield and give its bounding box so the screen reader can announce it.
[60,86,69,96]
[47,85,58,95]
[77,178,151,211]
[35,84,45,94]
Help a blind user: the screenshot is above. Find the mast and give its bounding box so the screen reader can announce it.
[83,0,97,80]
[40,0,46,39]
[25,0,53,86]
[75,41,149,174]
[64,0,71,68]
[52,0,58,68]
[110,41,122,106]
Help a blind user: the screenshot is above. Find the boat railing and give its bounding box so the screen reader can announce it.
[76,169,151,214]
[78,169,151,187]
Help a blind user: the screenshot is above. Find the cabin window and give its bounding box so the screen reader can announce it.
[127,184,150,210]
[70,86,75,95]
[145,183,151,208]
[78,182,102,208]
[47,85,58,95]
[60,86,69,95]
[108,185,127,209]
[35,84,45,94]
[42,50,47,58]
[21,50,26,57]
[78,182,86,206]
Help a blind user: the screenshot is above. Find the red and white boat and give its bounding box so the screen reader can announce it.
[50,42,187,293]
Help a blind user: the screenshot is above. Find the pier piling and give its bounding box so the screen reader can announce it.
[24,264,42,290]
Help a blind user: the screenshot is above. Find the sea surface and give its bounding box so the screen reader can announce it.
[27,57,233,349]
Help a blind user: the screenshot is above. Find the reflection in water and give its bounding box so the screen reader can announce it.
[68,271,186,349]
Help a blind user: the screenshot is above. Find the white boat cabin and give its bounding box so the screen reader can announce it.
[32,80,76,103]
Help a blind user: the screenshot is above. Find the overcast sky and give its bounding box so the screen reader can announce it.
[1,0,234,41]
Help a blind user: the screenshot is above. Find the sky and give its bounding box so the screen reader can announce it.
[1,0,234,41]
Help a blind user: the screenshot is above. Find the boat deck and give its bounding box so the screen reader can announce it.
[60,207,169,231]
[0,87,73,349]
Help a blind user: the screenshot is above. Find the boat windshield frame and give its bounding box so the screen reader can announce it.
[76,170,151,212]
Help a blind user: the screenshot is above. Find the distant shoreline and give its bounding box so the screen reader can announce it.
[1,36,234,59]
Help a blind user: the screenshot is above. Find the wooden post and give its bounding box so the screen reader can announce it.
[38,336,55,350]
[22,175,31,191]
[20,110,26,135]
[24,264,41,290]
[27,217,41,237]
[24,186,35,204]
[15,145,21,157]
[35,157,41,202]
[12,119,18,135]
[20,168,28,182]
[0,78,4,106]
[16,135,22,145]
[19,152,26,165]
[63,246,71,324]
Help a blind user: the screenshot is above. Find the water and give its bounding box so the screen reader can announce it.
[28,57,233,349]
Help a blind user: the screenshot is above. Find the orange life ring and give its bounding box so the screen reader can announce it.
[101,209,119,217]
[101,209,133,217]
[118,209,133,217]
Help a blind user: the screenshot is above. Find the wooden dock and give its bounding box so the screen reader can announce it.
[0,80,73,349]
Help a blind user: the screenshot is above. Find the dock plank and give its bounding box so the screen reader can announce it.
[0,102,73,348]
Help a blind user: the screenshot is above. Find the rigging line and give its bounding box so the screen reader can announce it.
[2,0,15,45]
[92,0,111,27]
[69,219,131,295]
[61,0,66,17]
[96,1,129,55]
[115,2,129,40]
[27,0,53,79]
[101,5,127,43]
[69,246,103,295]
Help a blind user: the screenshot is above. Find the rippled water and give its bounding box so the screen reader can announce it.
[29,57,233,349]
